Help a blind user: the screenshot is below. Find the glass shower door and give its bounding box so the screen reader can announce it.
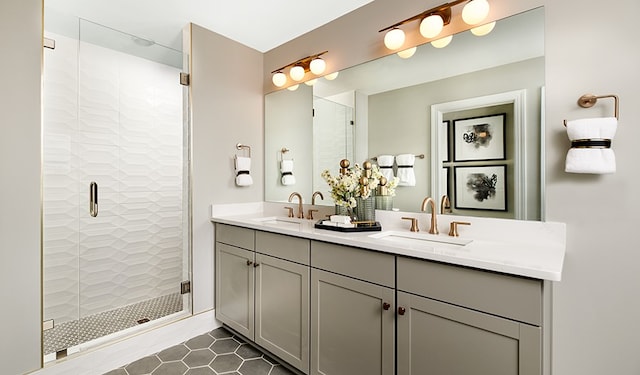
[43,13,191,361]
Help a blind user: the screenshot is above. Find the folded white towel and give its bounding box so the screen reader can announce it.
[565,117,617,174]
[376,155,395,181]
[235,156,253,186]
[395,154,416,186]
[281,159,296,185]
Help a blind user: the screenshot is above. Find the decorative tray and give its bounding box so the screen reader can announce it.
[314,220,382,232]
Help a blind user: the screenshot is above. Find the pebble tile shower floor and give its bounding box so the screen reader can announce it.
[44,293,183,355]
[104,327,296,375]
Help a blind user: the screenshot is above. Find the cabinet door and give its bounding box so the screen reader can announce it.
[310,269,394,375]
[255,253,310,373]
[215,242,255,339]
[397,291,541,375]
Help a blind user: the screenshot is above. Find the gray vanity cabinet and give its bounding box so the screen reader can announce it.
[310,241,396,375]
[215,237,255,339]
[254,231,310,374]
[396,257,543,375]
[215,224,311,374]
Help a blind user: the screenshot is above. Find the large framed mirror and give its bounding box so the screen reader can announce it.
[264,7,544,220]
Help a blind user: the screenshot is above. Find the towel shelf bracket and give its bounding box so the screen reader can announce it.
[564,93,619,126]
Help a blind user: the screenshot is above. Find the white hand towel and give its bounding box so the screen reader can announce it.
[235,156,253,186]
[281,159,296,185]
[376,155,395,181]
[395,154,416,186]
[565,117,617,174]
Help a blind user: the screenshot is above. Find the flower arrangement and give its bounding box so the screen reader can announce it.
[321,159,399,209]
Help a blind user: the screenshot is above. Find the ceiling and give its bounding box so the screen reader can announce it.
[44,0,373,52]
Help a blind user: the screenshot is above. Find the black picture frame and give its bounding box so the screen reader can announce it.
[453,113,506,162]
[441,120,451,163]
[454,165,507,211]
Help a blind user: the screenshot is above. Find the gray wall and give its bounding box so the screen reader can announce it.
[190,23,264,313]
[368,57,543,217]
[0,0,43,373]
[265,0,640,373]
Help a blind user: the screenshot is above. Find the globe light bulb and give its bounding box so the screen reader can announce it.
[290,65,305,81]
[304,79,317,86]
[397,47,417,59]
[324,72,339,80]
[272,72,286,87]
[310,58,326,75]
[384,28,405,50]
[470,21,496,36]
[462,0,490,25]
[287,84,299,91]
[431,35,453,48]
[420,14,444,39]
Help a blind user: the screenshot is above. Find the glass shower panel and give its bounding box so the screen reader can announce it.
[43,13,190,361]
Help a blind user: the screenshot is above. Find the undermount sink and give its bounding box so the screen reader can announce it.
[251,216,305,229]
[368,231,473,247]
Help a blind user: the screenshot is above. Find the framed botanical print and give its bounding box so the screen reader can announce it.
[453,113,506,162]
[454,165,507,211]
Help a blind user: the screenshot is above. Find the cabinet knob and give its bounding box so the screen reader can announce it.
[246,260,253,266]
[382,302,391,310]
[398,306,406,316]
[253,262,260,267]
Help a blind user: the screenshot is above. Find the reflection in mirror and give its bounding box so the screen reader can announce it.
[264,7,544,220]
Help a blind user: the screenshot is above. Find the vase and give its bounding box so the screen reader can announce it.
[375,195,393,211]
[354,196,375,222]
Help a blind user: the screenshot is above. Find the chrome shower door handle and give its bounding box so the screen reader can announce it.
[89,181,98,217]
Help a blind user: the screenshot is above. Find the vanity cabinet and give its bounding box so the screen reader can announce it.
[215,224,311,374]
[396,257,543,375]
[214,222,548,375]
[215,225,255,338]
[310,241,396,375]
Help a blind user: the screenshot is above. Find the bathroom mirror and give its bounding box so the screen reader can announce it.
[264,7,544,220]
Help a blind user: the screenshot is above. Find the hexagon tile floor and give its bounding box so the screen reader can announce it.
[104,327,296,375]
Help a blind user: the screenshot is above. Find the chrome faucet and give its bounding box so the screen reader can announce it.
[420,197,439,234]
[288,192,304,219]
[312,191,324,205]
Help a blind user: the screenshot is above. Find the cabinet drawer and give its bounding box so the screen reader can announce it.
[216,223,255,250]
[256,231,310,265]
[311,241,395,288]
[397,257,542,325]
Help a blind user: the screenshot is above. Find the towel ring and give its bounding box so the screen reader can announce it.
[236,143,251,157]
[563,94,619,126]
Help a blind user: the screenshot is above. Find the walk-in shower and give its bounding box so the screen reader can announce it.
[42,9,191,362]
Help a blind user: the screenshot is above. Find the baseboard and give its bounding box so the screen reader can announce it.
[32,310,220,375]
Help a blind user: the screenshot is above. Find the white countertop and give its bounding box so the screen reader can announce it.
[210,202,566,281]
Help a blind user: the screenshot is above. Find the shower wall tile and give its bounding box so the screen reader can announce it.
[45,33,185,323]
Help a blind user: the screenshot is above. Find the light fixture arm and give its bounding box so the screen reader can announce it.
[270,51,328,74]
[378,0,468,33]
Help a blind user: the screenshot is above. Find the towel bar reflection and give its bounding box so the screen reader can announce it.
[371,154,425,161]
[563,94,619,126]
[236,143,251,157]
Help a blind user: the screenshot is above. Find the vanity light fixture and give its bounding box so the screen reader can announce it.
[270,51,328,87]
[379,0,491,51]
